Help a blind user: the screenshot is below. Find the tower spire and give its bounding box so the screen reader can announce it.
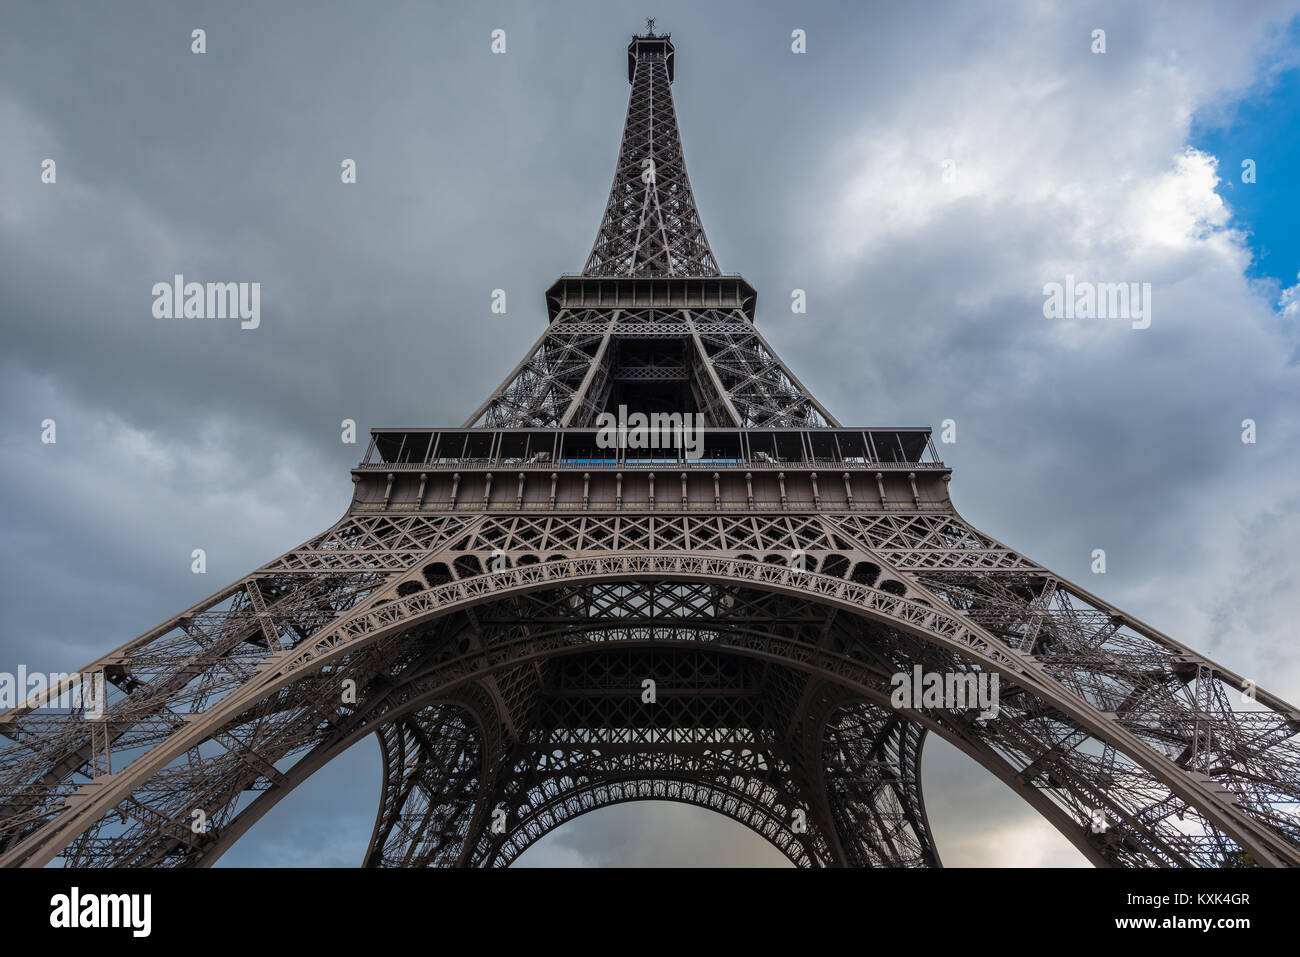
[583,30,720,277]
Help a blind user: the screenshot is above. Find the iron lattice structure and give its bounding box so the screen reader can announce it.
[3,31,1300,869]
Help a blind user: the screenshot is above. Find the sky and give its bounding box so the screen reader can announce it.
[2,0,1299,867]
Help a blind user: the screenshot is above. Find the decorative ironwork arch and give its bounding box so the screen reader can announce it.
[7,555,1296,869]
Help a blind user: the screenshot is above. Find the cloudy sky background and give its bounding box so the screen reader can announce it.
[2,0,1299,867]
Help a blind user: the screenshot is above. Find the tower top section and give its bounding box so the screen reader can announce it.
[628,30,673,82]
[585,28,718,277]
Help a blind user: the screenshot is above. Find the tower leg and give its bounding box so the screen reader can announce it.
[821,702,941,867]
[362,703,488,867]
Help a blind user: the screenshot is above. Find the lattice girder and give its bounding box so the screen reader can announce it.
[584,37,718,277]
[468,307,836,430]
[3,506,1297,868]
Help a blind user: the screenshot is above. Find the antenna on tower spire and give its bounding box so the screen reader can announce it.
[645,17,656,36]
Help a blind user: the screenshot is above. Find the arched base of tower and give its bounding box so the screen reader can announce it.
[361,664,943,868]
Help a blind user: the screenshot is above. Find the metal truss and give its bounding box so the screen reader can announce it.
[3,29,1298,870]
[468,306,835,429]
[468,33,834,431]
[1,506,1297,867]
[583,32,718,277]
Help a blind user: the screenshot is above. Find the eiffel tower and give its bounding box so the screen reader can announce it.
[4,28,1300,870]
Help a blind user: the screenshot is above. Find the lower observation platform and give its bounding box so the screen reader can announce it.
[352,426,951,513]
[360,426,943,471]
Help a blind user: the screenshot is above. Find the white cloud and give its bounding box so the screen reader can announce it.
[1280,271,1300,317]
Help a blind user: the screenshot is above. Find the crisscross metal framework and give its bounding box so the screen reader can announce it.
[2,30,1298,869]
